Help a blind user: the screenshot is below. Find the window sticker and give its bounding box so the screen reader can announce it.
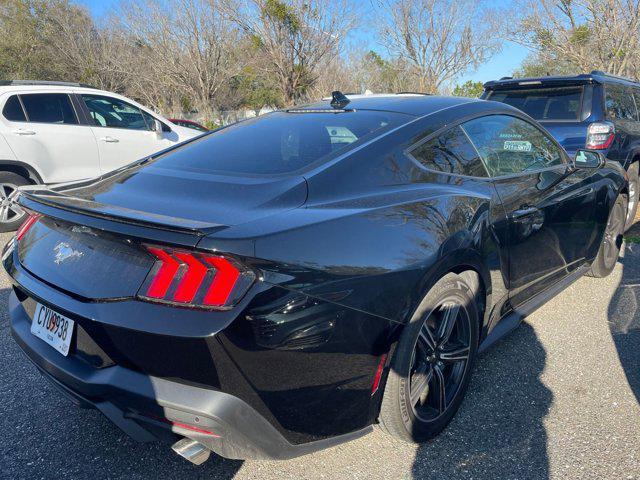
[503,140,532,152]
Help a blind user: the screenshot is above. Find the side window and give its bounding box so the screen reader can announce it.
[82,94,150,131]
[461,115,565,177]
[605,84,637,120]
[2,95,26,122]
[410,126,488,177]
[140,110,157,130]
[20,93,78,125]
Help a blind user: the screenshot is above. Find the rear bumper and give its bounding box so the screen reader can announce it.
[9,292,371,460]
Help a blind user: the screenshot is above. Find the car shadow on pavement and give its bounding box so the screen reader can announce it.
[410,322,552,480]
[0,286,244,480]
[607,246,640,405]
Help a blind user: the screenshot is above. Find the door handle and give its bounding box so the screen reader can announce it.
[12,128,35,136]
[510,206,540,219]
[100,136,119,143]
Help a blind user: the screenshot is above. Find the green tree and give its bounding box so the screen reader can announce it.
[452,80,484,98]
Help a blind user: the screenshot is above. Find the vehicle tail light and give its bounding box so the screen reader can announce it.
[16,212,41,241]
[138,246,255,309]
[586,122,615,150]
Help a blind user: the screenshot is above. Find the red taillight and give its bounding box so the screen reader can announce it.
[16,213,41,241]
[586,122,615,150]
[139,246,255,309]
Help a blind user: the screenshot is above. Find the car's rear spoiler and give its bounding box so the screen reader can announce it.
[483,75,598,91]
[16,187,227,248]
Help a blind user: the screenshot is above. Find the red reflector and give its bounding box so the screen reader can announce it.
[140,413,220,437]
[172,252,207,303]
[371,353,388,395]
[203,257,240,306]
[16,213,41,241]
[170,420,220,437]
[145,247,180,298]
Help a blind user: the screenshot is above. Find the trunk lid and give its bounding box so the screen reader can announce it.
[18,215,154,299]
[30,165,308,230]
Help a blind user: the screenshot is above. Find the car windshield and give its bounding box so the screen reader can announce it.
[151,110,412,175]
[488,86,584,121]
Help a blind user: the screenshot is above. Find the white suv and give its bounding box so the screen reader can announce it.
[0,81,199,231]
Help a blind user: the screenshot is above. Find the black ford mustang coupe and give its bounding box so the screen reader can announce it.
[4,93,627,464]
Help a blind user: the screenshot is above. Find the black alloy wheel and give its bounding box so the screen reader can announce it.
[379,272,479,443]
[588,193,627,278]
[602,198,626,271]
[409,301,472,422]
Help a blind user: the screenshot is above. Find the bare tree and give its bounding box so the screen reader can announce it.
[231,0,357,105]
[113,0,245,118]
[375,0,502,94]
[37,1,128,91]
[512,0,640,79]
[349,50,415,94]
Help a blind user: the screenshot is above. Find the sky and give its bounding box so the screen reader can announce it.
[75,0,530,86]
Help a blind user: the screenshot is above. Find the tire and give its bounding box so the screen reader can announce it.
[0,171,30,233]
[379,272,479,443]
[588,194,627,278]
[624,161,638,232]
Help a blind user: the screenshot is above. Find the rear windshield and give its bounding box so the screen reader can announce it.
[151,110,411,175]
[488,86,584,121]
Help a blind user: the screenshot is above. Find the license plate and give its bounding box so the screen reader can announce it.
[31,302,74,356]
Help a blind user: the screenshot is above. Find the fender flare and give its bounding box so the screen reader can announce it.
[410,245,494,331]
[0,160,43,184]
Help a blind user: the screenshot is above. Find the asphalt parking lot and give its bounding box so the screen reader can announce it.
[1,230,639,480]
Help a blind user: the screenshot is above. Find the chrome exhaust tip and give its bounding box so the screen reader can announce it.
[171,438,211,465]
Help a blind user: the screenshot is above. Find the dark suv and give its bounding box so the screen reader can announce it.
[482,70,640,229]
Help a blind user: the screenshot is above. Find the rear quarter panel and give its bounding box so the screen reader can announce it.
[199,166,508,445]
[193,102,513,444]
[0,133,18,163]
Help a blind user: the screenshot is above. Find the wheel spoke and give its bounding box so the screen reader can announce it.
[410,364,433,406]
[1,184,12,198]
[438,303,460,345]
[439,345,470,363]
[418,322,437,351]
[0,206,8,222]
[8,203,23,218]
[433,364,447,413]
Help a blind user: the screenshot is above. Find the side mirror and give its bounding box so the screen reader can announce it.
[573,149,606,169]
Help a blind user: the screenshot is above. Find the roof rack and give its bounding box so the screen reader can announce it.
[499,76,513,81]
[589,70,637,83]
[396,91,431,95]
[0,80,97,88]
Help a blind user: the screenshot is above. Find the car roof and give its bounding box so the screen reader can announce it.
[297,94,483,116]
[484,71,640,90]
[0,84,110,95]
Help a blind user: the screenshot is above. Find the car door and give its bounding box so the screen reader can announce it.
[1,92,100,183]
[78,94,173,174]
[461,114,604,308]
